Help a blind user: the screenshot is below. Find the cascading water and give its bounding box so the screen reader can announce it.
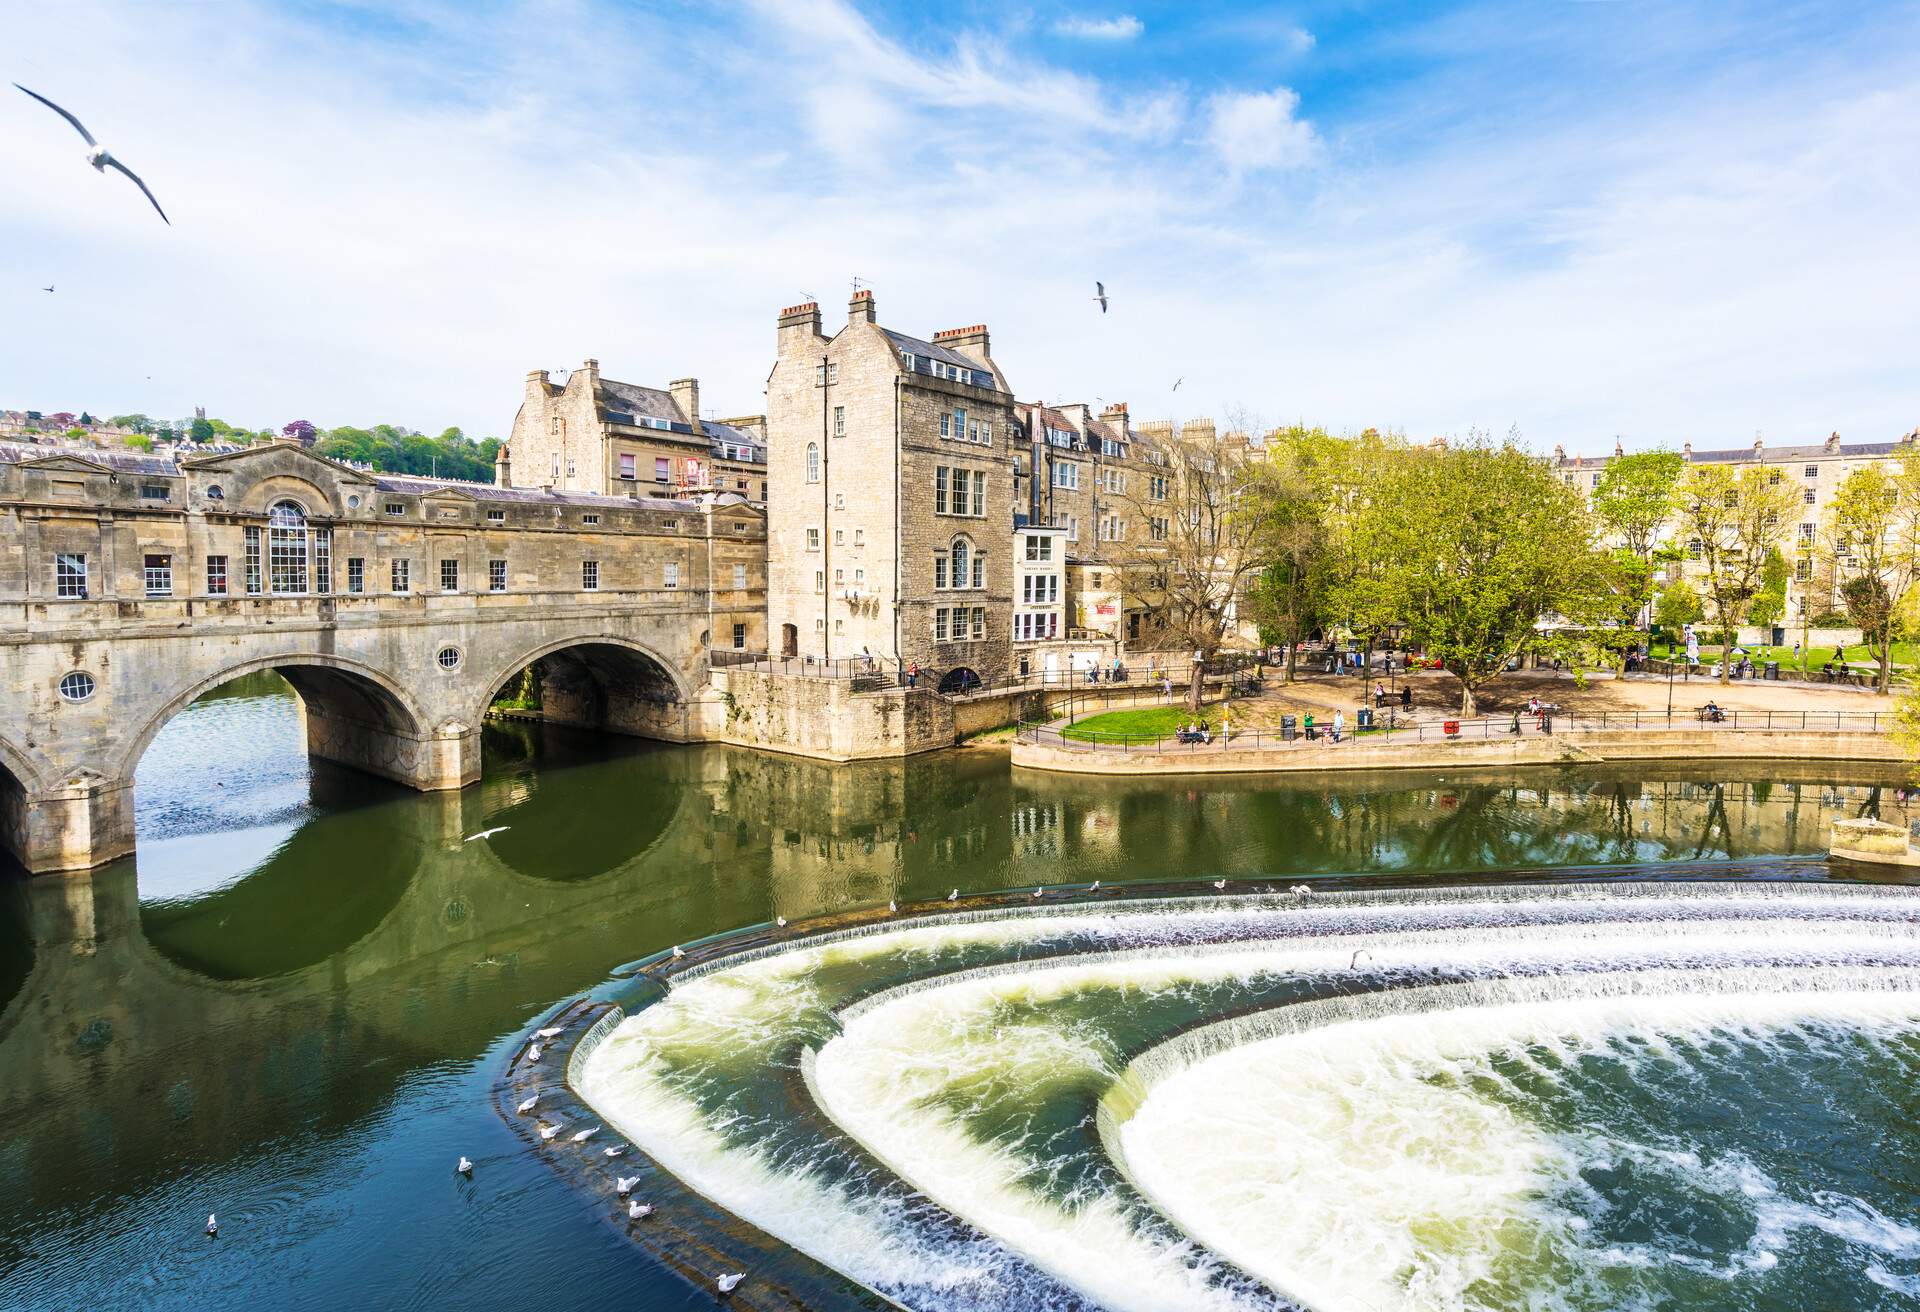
[574,884,1920,1311]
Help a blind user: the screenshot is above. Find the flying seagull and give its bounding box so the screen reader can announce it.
[465,826,508,842]
[1172,377,1184,392]
[1092,281,1108,314]
[13,84,170,225]
[42,285,53,293]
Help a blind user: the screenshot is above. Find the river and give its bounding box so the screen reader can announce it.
[1,674,1916,1310]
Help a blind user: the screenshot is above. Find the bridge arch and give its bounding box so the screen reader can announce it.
[116,653,435,791]
[475,635,693,744]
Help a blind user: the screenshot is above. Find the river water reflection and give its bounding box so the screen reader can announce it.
[0,675,1914,1310]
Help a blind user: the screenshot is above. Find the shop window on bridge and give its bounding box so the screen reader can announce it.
[268,500,310,593]
[347,557,365,593]
[206,554,228,595]
[143,553,172,598]
[244,527,263,593]
[55,552,88,599]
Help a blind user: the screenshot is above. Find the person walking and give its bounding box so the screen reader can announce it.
[1332,709,1345,743]
[906,661,919,689]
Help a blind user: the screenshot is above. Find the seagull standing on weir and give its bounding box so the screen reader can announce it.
[13,85,170,224]
[526,1043,542,1063]
[948,889,959,902]
[517,1093,539,1114]
[717,1273,745,1296]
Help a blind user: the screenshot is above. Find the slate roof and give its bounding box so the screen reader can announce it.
[596,379,684,425]
[0,441,179,476]
[704,420,766,464]
[883,329,986,373]
[1558,440,1910,469]
[372,473,700,510]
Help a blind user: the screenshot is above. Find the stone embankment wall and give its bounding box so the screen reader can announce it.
[703,669,955,761]
[1012,728,1907,777]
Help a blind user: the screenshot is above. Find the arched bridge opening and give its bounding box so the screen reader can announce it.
[484,640,691,746]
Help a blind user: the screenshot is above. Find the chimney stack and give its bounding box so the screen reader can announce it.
[494,444,512,488]
[1683,442,1693,460]
[669,377,700,427]
[933,324,991,365]
[525,369,550,399]
[848,288,876,325]
[777,300,823,354]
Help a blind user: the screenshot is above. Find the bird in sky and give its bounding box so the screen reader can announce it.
[464,826,508,841]
[13,84,170,224]
[1173,378,1184,392]
[42,285,53,293]
[1093,281,1108,314]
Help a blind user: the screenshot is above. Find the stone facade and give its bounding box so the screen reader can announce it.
[0,439,764,871]
[1553,432,1920,628]
[765,292,1014,686]
[505,359,767,505]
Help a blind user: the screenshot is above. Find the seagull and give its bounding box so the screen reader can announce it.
[1092,281,1108,314]
[888,900,898,913]
[1172,377,1184,392]
[535,1026,563,1039]
[775,916,788,928]
[948,889,959,902]
[517,1093,539,1114]
[571,1127,598,1143]
[1032,887,1044,898]
[1091,880,1101,891]
[206,1213,218,1238]
[671,945,685,959]
[603,1147,625,1159]
[456,1156,473,1175]
[628,1200,654,1221]
[1212,879,1227,890]
[526,1043,543,1063]
[465,826,508,842]
[13,85,170,224]
[42,285,53,293]
[616,1175,639,1197]
[1290,884,1313,898]
[717,1273,745,1296]
[538,1124,562,1142]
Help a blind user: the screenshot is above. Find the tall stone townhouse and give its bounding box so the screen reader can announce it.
[1552,431,1920,627]
[764,291,1016,687]
[505,360,767,505]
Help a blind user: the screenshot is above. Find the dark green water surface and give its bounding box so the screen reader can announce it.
[0,674,1914,1310]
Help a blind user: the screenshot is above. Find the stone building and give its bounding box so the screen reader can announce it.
[505,360,767,505]
[1552,431,1920,627]
[765,292,1014,688]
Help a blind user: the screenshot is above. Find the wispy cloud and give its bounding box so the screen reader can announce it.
[1206,87,1319,173]
[1052,14,1144,40]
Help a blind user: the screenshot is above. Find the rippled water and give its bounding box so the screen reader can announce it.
[2,675,1917,1310]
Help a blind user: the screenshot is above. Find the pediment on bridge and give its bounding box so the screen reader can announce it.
[19,453,114,475]
[181,442,377,485]
[180,442,379,518]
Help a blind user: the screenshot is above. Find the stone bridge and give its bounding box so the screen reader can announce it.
[0,440,766,872]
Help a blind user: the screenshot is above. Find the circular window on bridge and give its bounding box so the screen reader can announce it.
[436,646,462,671]
[58,671,97,703]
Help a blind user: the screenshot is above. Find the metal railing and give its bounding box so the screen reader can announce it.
[1017,706,1891,753]
[708,649,1263,699]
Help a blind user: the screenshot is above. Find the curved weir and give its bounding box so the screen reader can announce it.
[565,882,1920,1311]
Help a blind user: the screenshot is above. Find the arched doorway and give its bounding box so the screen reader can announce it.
[938,667,982,695]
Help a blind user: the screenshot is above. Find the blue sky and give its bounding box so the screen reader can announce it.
[3,0,1916,452]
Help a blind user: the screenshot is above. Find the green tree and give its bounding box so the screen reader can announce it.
[1592,449,1684,557]
[1671,465,1797,683]
[1242,425,1342,682]
[1748,547,1790,628]
[1653,578,1703,633]
[1821,462,1920,691]
[188,417,215,442]
[1338,437,1611,716]
[124,433,154,452]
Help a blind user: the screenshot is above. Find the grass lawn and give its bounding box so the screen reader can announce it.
[1650,639,1913,676]
[1061,704,1222,742]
